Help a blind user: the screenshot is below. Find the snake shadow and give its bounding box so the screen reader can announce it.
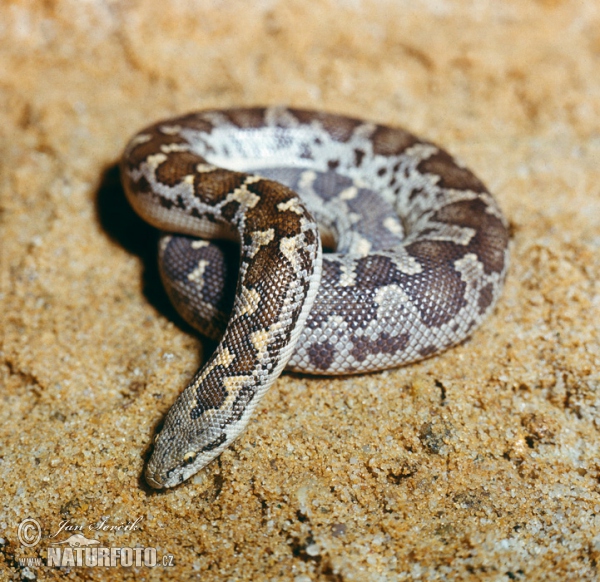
[96,164,222,494]
[96,164,206,340]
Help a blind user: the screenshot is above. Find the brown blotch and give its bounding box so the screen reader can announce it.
[308,341,337,370]
[190,366,229,418]
[224,108,268,129]
[135,175,152,194]
[417,149,487,193]
[432,199,509,275]
[172,112,216,134]
[320,259,343,286]
[478,282,495,314]
[231,240,311,369]
[125,128,187,169]
[155,151,206,187]
[220,200,241,221]
[243,242,295,291]
[288,109,363,143]
[403,240,468,327]
[350,332,410,362]
[159,196,174,209]
[303,228,317,249]
[244,180,305,239]
[371,125,419,156]
[354,254,401,287]
[193,169,248,204]
[222,317,263,374]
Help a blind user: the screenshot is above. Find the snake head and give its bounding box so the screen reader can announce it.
[145,405,230,489]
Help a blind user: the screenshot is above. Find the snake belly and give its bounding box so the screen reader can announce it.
[120,107,509,488]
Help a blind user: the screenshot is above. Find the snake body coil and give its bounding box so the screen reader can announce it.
[121,107,509,488]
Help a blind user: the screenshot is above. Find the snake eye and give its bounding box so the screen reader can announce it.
[183,452,197,465]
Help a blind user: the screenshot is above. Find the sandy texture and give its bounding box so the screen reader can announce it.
[1,1,599,580]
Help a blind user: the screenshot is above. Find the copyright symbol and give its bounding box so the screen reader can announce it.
[18,518,42,547]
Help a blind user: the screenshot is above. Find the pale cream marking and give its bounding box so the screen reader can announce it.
[248,229,275,258]
[277,198,304,215]
[279,236,302,272]
[404,143,440,161]
[373,284,410,308]
[298,170,317,189]
[339,186,358,200]
[159,235,172,252]
[250,329,271,361]
[227,184,260,209]
[191,240,210,249]
[383,216,403,234]
[187,259,210,285]
[221,375,254,401]
[454,253,485,282]
[146,153,168,168]
[161,143,190,153]
[353,237,372,256]
[436,188,479,207]
[214,346,235,368]
[424,223,475,246]
[196,163,217,173]
[338,263,357,287]
[159,124,182,135]
[193,346,236,385]
[244,175,265,184]
[235,287,262,317]
[391,252,424,275]
[350,175,370,189]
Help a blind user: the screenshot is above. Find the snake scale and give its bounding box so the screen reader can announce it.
[120,107,509,488]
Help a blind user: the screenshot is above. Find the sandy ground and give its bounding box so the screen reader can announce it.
[1,1,599,580]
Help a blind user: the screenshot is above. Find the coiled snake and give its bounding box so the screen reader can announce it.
[120,107,509,488]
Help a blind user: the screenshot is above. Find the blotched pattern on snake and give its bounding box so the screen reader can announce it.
[120,107,509,488]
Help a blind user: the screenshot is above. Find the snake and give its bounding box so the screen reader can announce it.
[120,106,509,489]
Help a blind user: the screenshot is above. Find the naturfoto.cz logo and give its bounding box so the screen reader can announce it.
[17,517,175,569]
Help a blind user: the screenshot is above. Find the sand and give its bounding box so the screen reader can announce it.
[1,1,599,580]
